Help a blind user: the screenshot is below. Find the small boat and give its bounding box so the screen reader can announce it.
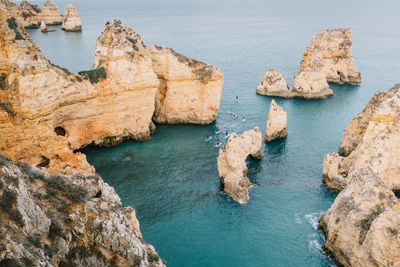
[215,130,222,134]
[205,136,213,142]
[233,115,238,119]
[242,118,246,122]
[215,142,222,147]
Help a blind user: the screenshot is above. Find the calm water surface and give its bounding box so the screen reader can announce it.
[24,0,400,266]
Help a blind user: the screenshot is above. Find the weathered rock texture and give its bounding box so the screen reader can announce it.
[217,127,262,202]
[0,155,165,266]
[0,16,223,176]
[265,100,287,142]
[150,45,223,124]
[319,168,399,267]
[322,84,400,191]
[61,4,81,32]
[40,0,62,25]
[0,0,62,28]
[320,84,400,266]
[299,28,361,84]
[256,69,290,97]
[40,20,47,32]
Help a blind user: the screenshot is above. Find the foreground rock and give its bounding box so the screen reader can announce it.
[61,4,81,32]
[322,83,400,191]
[217,127,262,202]
[319,168,398,267]
[150,45,223,124]
[265,100,287,142]
[299,28,361,84]
[0,155,164,266]
[256,69,291,97]
[39,0,62,25]
[320,83,400,266]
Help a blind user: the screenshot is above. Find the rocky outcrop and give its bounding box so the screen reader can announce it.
[217,127,262,202]
[320,84,400,266]
[39,0,62,25]
[319,168,399,267]
[0,16,223,175]
[322,84,400,191]
[150,45,223,124]
[0,155,165,266]
[40,20,47,32]
[256,69,291,97]
[299,28,361,84]
[61,4,81,32]
[265,100,287,142]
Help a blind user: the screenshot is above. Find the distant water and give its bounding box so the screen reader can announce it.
[24,0,400,266]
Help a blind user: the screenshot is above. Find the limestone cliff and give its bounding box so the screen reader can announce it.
[319,168,399,267]
[299,28,361,84]
[61,4,81,32]
[322,84,400,191]
[0,155,165,266]
[320,84,400,266]
[217,127,262,203]
[150,45,223,124]
[256,69,291,97]
[265,100,287,142]
[39,0,62,25]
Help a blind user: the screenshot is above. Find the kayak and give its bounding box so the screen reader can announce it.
[205,136,212,142]
[215,130,222,134]
[224,134,230,139]
[215,143,222,147]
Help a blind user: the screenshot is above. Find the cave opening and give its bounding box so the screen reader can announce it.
[54,126,66,137]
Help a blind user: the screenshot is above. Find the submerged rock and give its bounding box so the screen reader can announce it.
[299,28,361,84]
[256,69,291,97]
[217,127,262,202]
[0,155,165,266]
[150,45,224,124]
[61,4,81,32]
[40,19,47,32]
[39,0,62,25]
[265,100,287,142]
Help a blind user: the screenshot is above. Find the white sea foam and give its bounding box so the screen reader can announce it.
[305,211,324,230]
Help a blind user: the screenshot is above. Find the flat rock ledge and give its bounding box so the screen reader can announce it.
[217,127,262,203]
[265,100,287,142]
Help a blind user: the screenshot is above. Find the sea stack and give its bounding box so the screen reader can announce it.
[40,0,62,25]
[299,28,361,84]
[265,100,287,142]
[256,69,291,97]
[319,83,400,266]
[293,53,333,99]
[149,45,224,124]
[217,127,262,202]
[61,4,82,31]
[40,20,47,32]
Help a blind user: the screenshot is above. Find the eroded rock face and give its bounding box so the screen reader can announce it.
[299,28,361,84]
[320,84,400,266]
[265,100,287,142]
[0,155,165,266]
[293,53,333,99]
[61,4,81,32]
[322,84,400,191]
[150,45,223,124]
[40,0,62,25]
[217,127,262,202]
[0,0,41,29]
[256,69,290,97]
[319,168,398,267]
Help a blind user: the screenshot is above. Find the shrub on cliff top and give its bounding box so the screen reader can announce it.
[6,18,25,41]
[78,67,107,84]
[67,184,88,203]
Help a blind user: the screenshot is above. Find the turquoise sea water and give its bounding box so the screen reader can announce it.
[24,0,400,266]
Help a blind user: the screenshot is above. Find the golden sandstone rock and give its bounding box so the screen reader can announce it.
[256,68,290,97]
[320,84,400,266]
[265,100,287,142]
[61,4,82,32]
[217,127,262,202]
[0,16,223,175]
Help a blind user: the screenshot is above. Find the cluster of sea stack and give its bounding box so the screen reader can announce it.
[0,0,399,265]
